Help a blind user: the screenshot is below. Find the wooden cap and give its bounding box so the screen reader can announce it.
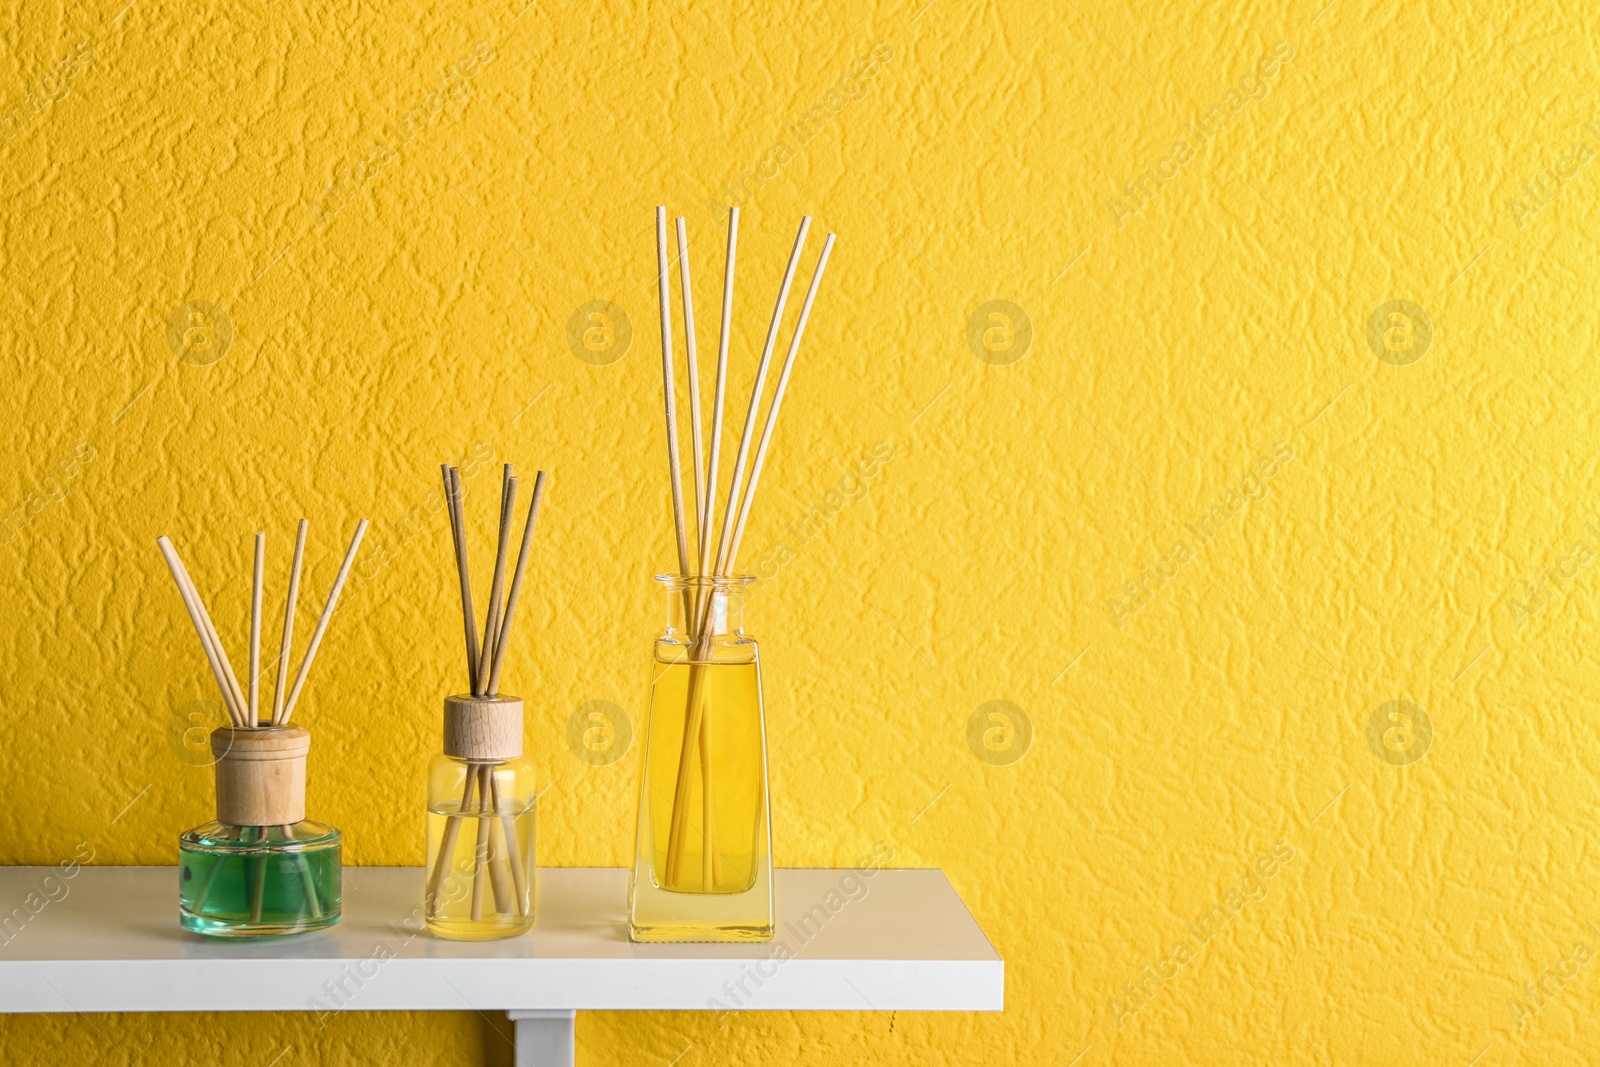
[443,695,523,760]
[211,726,310,826]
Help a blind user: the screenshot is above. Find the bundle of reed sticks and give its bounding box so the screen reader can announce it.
[427,462,547,921]
[158,518,369,921]
[651,206,836,888]
[158,521,369,734]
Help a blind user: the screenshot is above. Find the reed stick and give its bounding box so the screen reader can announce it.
[710,216,811,578]
[676,216,706,561]
[487,469,548,696]
[475,467,516,695]
[156,537,246,728]
[444,466,481,696]
[426,764,477,909]
[250,826,267,922]
[280,519,369,723]
[290,831,322,918]
[700,699,716,887]
[249,533,264,726]
[656,206,692,581]
[664,631,710,886]
[188,825,235,912]
[470,765,491,922]
[272,520,308,726]
[725,233,836,570]
[484,767,513,914]
[171,550,250,727]
[700,207,738,582]
[490,772,528,916]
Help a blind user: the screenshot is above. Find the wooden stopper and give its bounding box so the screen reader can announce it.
[443,695,523,761]
[211,726,311,826]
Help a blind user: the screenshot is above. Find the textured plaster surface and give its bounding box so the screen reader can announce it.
[3,0,1600,1063]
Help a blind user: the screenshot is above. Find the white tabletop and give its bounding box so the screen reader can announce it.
[0,867,1002,1014]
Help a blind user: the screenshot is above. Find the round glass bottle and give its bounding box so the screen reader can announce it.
[629,575,774,942]
[425,695,537,940]
[179,726,342,938]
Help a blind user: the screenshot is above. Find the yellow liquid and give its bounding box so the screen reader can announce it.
[425,804,535,940]
[631,653,773,942]
[645,657,763,892]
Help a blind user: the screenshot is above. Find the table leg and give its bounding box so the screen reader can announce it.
[507,1009,576,1067]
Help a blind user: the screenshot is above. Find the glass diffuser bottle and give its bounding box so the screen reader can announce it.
[424,695,536,938]
[179,725,342,937]
[158,520,366,940]
[628,206,835,941]
[629,575,773,942]
[426,461,548,940]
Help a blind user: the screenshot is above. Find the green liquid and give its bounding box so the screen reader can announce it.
[179,822,342,938]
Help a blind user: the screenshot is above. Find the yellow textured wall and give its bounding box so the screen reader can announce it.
[3,0,1599,1062]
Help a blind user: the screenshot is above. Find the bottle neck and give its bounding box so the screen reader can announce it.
[657,577,757,658]
[666,585,744,638]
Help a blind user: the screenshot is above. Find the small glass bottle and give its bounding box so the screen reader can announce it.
[425,695,536,939]
[629,575,774,942]
[179,726,342,938]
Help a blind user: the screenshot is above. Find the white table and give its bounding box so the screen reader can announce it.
[0,867,1003,1065]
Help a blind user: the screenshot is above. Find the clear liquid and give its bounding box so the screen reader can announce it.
[425,795,535,941]
[179,822,341,938]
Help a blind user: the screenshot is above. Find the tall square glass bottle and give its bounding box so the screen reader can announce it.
[629,575,773,942]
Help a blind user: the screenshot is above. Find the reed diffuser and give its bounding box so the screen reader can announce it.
[629,206,835,942]
[158,518,368,938]
[424,462,547,940]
